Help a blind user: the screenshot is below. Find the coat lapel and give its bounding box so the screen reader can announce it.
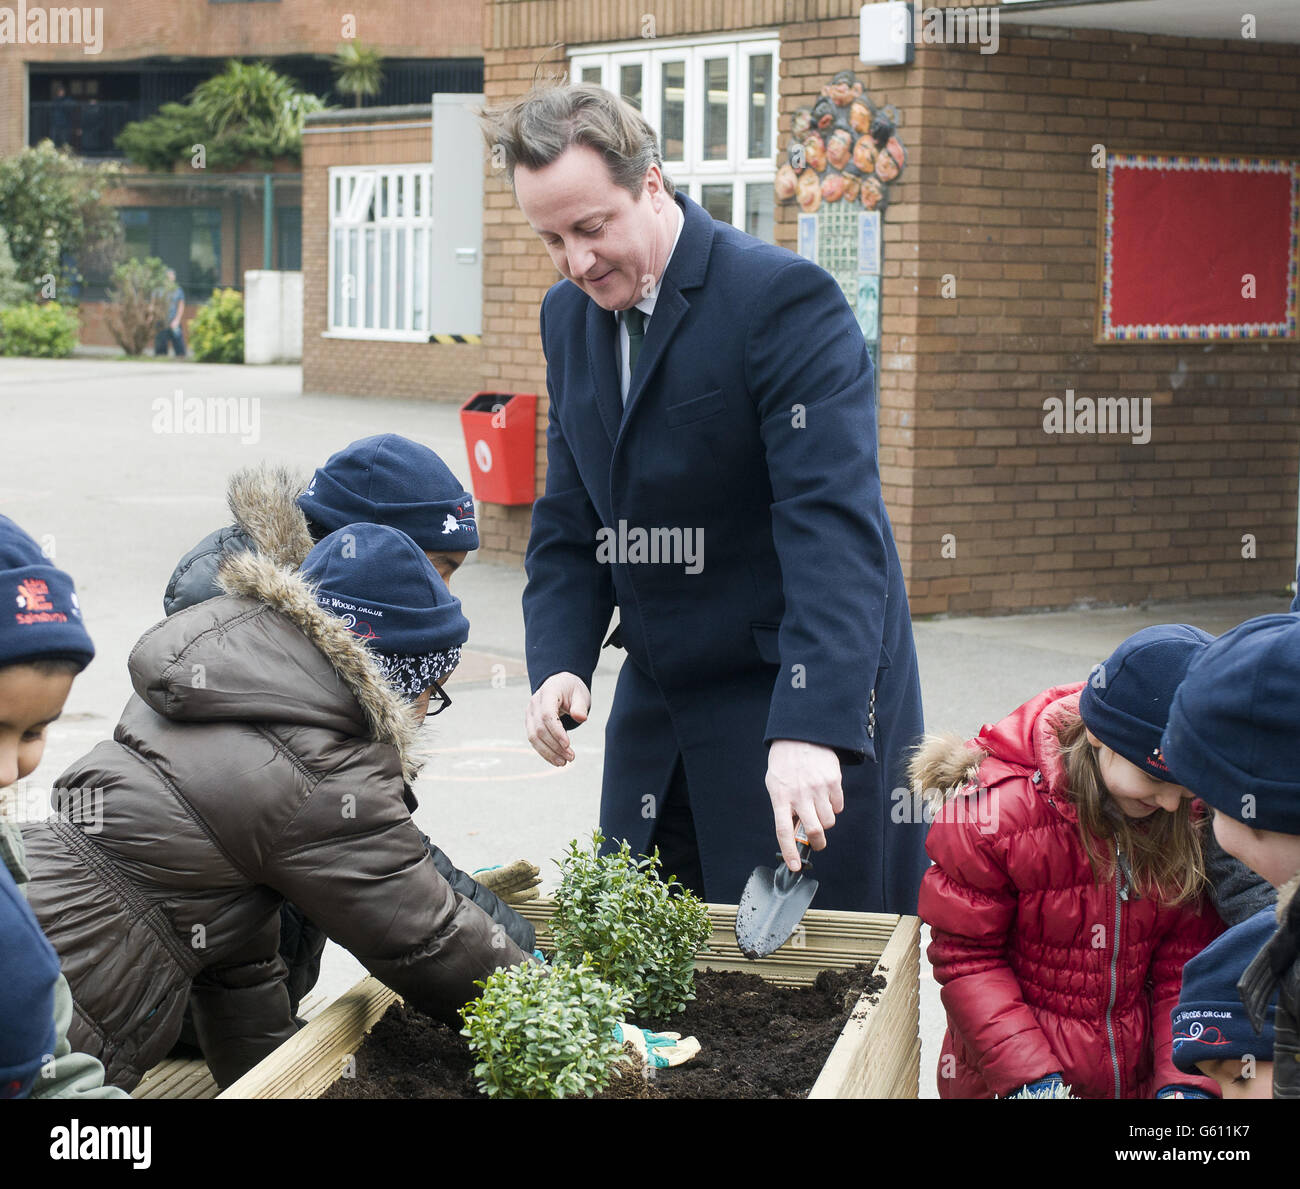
[619,194,714,438]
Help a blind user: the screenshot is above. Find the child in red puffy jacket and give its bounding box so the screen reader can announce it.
[912,625,1228,1099]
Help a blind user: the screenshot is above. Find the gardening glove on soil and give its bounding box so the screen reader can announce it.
[614,1023,701,1070]
[472,861,543,905]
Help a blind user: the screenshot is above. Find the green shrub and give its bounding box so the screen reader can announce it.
[551,831,713,1018]
[0,142,123,297]
[0,302,78,357]
[189,288,244,363]
[0,227,29,308]
[105,256,169,356]
[459,959,631,1099]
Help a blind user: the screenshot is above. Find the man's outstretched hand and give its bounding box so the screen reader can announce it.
[766,739,844,872]
[525,671,591,766]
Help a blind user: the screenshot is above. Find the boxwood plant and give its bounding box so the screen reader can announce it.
[551,831,713,1019]
[460,958,631,1099]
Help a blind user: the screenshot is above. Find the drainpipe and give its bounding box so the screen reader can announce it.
[263,173,273,270]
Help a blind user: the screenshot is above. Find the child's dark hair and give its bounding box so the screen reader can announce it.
[1054,711,1206,906]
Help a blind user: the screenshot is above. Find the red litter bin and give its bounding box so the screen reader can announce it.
[459,391,538,506]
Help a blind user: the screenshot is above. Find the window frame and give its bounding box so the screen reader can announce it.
[326,163,435,342]
[569,31,780,242]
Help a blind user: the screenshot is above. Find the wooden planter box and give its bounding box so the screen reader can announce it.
[219,903,921,1100]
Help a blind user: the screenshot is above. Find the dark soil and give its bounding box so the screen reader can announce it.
[322,963,882,1100]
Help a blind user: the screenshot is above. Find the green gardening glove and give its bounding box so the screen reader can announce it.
[613,1022,701,1070]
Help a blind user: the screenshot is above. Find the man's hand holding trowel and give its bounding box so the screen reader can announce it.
[733,740,842,959]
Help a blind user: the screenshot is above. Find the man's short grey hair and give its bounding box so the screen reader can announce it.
[479,82,676,199]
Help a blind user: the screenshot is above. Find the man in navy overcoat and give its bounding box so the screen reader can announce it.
[491,84,926,913]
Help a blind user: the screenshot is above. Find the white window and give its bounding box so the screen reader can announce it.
[570,32,779,244]
[327,164,433,341]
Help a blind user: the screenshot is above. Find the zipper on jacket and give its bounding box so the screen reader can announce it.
[1104,840,1129,1099]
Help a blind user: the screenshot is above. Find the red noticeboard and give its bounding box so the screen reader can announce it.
[1097,152,1298,342]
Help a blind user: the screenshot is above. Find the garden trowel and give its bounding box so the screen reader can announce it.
[735,825,819,959]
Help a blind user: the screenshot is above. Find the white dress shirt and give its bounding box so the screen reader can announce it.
[618,201,685,404]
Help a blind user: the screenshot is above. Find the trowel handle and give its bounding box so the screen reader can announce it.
[792,822,813,871]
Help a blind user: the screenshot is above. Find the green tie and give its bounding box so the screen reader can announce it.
[625,306,646,376]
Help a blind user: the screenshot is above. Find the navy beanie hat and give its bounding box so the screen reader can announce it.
[1172,907,1278,1074]
[1077,623,1215,782]
[0,515,94,673]
[0,862,60,1098]
[1162,613,1300,834]
[297,435,479,552]
[301,524,469,696]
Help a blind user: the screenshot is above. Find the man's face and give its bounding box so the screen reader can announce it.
[514,144,670,312]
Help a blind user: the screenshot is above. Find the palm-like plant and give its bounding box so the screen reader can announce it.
[331,42,384,109]
[189,60,325,158]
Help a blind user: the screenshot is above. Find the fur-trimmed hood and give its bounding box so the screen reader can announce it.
[908,684,1084,814]
[226,463,316,570]
[135,550,422,785]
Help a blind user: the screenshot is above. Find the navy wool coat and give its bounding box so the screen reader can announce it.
[523,192,926,913]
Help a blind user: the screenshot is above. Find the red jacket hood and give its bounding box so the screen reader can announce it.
[972,682,1085,815]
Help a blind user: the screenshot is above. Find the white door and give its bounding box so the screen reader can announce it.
[429,92,484,337]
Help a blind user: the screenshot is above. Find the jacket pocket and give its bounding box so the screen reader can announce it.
[666,388,726,427]
[751,623,781,665]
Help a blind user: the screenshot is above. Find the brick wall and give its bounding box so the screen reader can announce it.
[483,4,1300,609]
[299,109,486,404]
[0,0,482,155]
[903,25,1300,614]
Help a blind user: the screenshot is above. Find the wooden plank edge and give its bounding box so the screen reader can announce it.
[218,976,398,1100]
[808,914,921,1100]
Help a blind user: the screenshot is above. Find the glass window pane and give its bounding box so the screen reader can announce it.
[702,58,728,162]
[395,228,406,329]
[745,182,774,243]
[380,228,392,329]
[748,54,773,159]
[660,60,684,161]
[331,228,343,326]
[700,184,733,225]
[581,65,602,85]
[413,227,426,331]
[620,63,642,110]
[364,227,375,329]
[347,229,358,327]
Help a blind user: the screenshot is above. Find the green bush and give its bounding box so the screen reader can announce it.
[459,959,631,1099]
[0,227,29,308]
[551,831,713,1019]
[0,142,122,297]
[189,288,244,363]
[105,256,169,356]
[0,302,79,357]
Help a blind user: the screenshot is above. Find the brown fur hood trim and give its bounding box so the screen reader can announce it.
[226,463,316,569]
[215,549,423,785]
[907,732,987,810]
[1279,871,1300,920]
